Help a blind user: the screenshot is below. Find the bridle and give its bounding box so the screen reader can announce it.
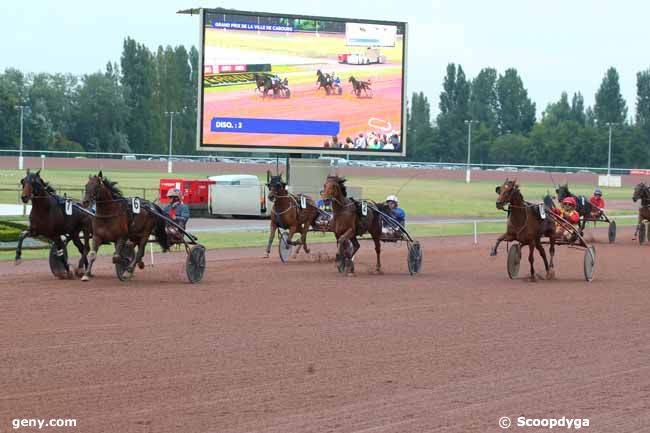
[20,173,48,202]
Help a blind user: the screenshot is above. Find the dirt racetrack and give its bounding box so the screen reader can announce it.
[1,227,649,433]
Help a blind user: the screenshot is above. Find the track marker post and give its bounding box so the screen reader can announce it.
[473,221,478,245]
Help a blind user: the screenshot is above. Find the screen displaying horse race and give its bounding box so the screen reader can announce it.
[198,9,406,155]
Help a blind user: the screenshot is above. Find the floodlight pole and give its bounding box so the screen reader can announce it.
[16,105,26,170]
[464,120,478,183]
[604,122,617,185]
[165,111,179,174]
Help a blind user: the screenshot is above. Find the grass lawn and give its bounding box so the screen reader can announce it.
[0,168,640,218]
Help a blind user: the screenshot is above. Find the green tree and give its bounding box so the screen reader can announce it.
[594,67,627,125]
[570,92,586,125]
[496,68,536,134]
[636,69,650,135]
[469,67,498,129]
[436,63,470,161]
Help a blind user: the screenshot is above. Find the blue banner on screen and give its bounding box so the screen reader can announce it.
[211,117,340,136]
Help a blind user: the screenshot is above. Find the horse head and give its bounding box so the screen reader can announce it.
[19,169,45,203]
[555,183,570,201]
[322,176,347,204]
[266,173,287,202]
[633,182,648,202]
[348,76,354,83]
[83,173,102,207]
[495,178,520,210]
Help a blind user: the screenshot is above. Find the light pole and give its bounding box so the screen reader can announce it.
[165,111,179,174]
[604,122,617,184]
[464,120,478,183]
[16,105,26,170]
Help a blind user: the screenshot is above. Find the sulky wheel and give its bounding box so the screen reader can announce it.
[407,241,422,275]
[48,242,69,279]
[115,241,135,282]
[583,245,596,282]
[186,244,206,284]
[608,220,616,243]
[638,223,646,245]
[278,230,293,263]
[507,244,521,279]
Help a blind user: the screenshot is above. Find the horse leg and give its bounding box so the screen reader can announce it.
[633,213,642,239]
[371,235,383,274]
[490,233,514,256]
[14,229,31,265]
[53,236,72,279]
[338,228,356,276]
[127,236,148,274]
[299,222,311,254]
[534,238,550,280]
[527,243,537,282]
[548,236,556,279]
[70,231,87,277]
[264,220,277,258]
[82,235,102,281]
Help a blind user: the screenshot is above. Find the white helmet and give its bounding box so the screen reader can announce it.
[386,195,399,205]
[167,188,182,198]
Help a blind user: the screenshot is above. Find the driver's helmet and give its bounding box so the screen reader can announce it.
[561,196,577,207]
[594,188,602,196]
[167,188,182,199]
[385,195,399,205]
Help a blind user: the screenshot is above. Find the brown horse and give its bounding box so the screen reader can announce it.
[263,172,319,258]
[322,176,385,275]
[15,169,92,277]
[81,171,169,281]
[632,182,650,239]
[490,178,557,281]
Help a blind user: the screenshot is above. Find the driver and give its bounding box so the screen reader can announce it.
[552,196,580,241]
[163,188,190,228]
[385,195,405,226]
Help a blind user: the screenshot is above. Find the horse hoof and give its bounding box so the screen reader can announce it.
[528,276,537,282]
[74,268,84,278]
[14,259,22,266]
[372,269,384,275]
[547,269,556,280]
[112,255,119,264]
[262,252,270,259]
[137,261,145,270]
[81,275,90,282]
[346,272,356,277]
[489,250,497,257]
[88,251,97,261]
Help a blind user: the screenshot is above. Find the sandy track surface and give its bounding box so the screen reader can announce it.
[1,227,649,432]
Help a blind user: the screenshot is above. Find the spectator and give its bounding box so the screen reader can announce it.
[323,139,330,148]
[344,137,354,148]
[331,135,340,148]
[355,133,366,149]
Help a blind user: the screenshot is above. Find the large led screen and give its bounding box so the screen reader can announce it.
[198,9,407,155]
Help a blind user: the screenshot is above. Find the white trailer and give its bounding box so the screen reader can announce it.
[208,174,269,217]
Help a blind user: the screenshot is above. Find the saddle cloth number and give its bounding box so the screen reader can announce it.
[132,197,141,214]
[300,196,306,209]
[539,204,546,219]
[361,201,368,216]
[65,199,73,216]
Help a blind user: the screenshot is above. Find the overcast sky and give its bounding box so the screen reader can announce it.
[2,0,649,119]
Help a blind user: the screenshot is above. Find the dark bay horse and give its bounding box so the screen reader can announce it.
[316,69,333,95]
[632,182,650,239]
[253,73,273,98]
[491,179,557,281]
[15,169,91,278]
[82,171,169,281]
[556,183,592,233]
[263,172,319,258]
[348,76,372,97]
[322,176,385,276]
